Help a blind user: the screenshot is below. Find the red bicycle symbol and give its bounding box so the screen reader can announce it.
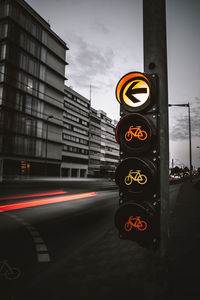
[124,216,147,232]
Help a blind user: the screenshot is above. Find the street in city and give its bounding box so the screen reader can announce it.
[0,179,187,300]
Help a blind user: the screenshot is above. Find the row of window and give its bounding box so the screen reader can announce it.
[2,135,43,157]
[64,92,90,108]
[64,122,89,136]
[63,133,88,146]
[17,71,45,99]
[19,52,46,80]
[64,101,89,118]
[20,32,47,62]
[90,134,100,142]
[3,2,48,45]
[15,92,44,118]
[63,113,89,132]
[63,145,89,155]
[2,113,44,139]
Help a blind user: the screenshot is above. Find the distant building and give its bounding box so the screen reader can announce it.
[62,86,90,178]
[97,110,119,178]
[0,0,68,179]
[62,86,119,178]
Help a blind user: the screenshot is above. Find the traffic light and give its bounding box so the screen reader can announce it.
[114,72,160,249]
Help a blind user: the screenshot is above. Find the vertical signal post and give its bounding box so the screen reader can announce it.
[114,71,160,249]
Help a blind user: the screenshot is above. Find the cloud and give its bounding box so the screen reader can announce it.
[169,97,200,141]
[65,33,115,89]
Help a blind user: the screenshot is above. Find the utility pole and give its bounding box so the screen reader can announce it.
[143,0,169,257]
[143,0,169,299]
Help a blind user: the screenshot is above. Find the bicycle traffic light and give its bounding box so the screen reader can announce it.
[114,72,160,249]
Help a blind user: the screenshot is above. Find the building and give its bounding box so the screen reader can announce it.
[97,110,119,178]
[88,107,102,177]
[0,0,68,179]
[62,86,119,178]
[62,86,90,178]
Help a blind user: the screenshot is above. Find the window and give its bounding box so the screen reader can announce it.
[4,3,11,16]
[37,121,43,138]
[42,30,47,45]
[63,145,88,155]
[0,44,6,60]
[39,83,45,99]
[36,140,42,157]
[0,23,8,38]
[81,120,88,126]
[31,23,37,37]
[64,92,73,99]
[64,113,79,122]
[77,98,89,108]
[25,95,32,114]
[30,40,35,56]
[27,78,33,93]
[73,127,88,135]
[0,64,5,82]
[0,86,3,105]
[39,65,46,80]
[16,93,23,111]
[41,48,47,62]
[19,53,27,70]
[64,123,72,130]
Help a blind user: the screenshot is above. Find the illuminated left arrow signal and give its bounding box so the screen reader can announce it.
[125,81,147,103]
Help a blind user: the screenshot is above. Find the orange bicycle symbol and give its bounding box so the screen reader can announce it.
[124,170,147,185]
[125,125,147,142]
[124,216,147,232]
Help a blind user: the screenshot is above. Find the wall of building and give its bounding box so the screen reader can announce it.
[0,0,68,178]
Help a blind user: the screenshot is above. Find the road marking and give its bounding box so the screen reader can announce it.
[0,212,50,263]
[37,253,50,262]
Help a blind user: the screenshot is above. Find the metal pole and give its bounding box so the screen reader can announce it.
[188,103,192,181]
[143,0,169,257]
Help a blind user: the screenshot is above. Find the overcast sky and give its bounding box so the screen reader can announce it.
[27,0,200,168]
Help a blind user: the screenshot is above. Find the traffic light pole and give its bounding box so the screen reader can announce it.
[143,0,169,257]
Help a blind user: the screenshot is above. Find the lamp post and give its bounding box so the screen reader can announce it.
[168,102,192,181]
[45,115,53,176]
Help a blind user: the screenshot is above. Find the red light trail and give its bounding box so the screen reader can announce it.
[0,192,97,212]
[0,190,67,201]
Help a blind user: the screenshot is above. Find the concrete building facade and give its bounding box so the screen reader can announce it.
[0,0,68,179]
[62,86,90,178]
[62,86,119,178]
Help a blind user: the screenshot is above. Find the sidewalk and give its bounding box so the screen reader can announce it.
[167,179,200,300]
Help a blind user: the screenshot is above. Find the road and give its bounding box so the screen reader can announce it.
[0,179,182,300]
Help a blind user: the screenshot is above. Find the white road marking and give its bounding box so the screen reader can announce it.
[0,212,50,263]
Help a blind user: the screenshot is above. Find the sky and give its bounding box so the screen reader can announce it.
[26,0,200,168]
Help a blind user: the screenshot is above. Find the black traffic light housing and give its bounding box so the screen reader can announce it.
[114,72,160,249]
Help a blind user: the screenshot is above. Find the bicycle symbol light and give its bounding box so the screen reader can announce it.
[124,216,147,232]
[114,71,160,249]
[125,125,148,142]
[124,169,148,185]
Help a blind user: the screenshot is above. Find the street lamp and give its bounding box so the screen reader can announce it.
[45,115,53,176]
[168,102,192,181]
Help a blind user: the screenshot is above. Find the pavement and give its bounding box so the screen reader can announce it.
[167,178,200,300]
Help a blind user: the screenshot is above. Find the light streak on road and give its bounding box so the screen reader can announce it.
[0,190,67,201]
[0,192,97,212]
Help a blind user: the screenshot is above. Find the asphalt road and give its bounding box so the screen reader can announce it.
[0,180,182,300]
